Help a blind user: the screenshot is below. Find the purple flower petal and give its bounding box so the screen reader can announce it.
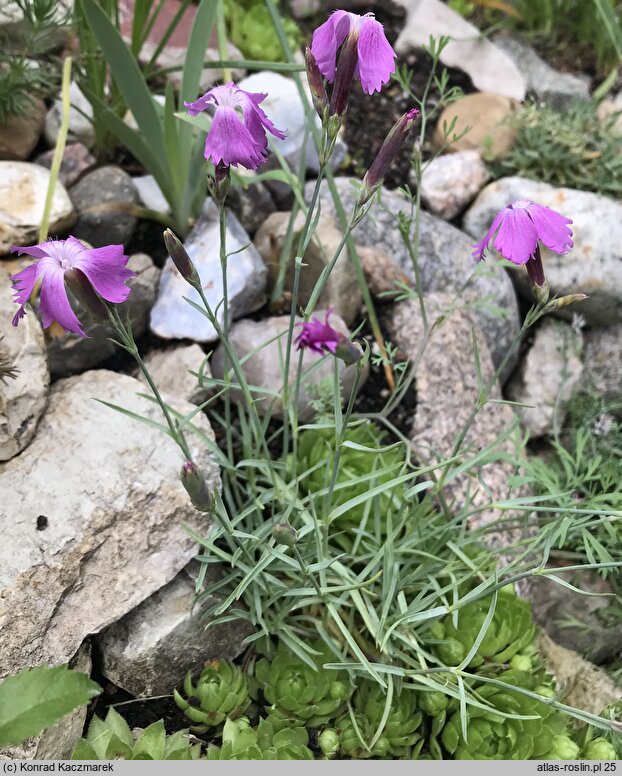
[526,203,573,254]
[295,310,342,355]
[72,244,134,304]
[39,265,86,336]
[243,92,287,145]
[493,207,538,264]
[184,91,216,116]
[471,208,506,261]
[11,243,49,260]
[357,16,396,94]
[311,10,351,83]
[204,105,265,170]
[10,262,40,305]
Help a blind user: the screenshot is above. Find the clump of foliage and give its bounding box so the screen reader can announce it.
[205,717,313,760]
[224,0,302,62]
[174,660,251,731]
[72,708,201,760]
[490,100,622,198]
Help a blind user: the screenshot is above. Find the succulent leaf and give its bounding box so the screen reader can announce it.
[174,660,251,731]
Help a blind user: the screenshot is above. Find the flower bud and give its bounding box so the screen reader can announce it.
[181,460,214,512]
[163,229,199,285]
[544,293,589,313]
[328,30,359,118]
[305,47,328,120]
[207,161,231,205]
[272,521,298,548]
[64,268,109,322]
[334,336,364,366]
[318,729,339,758]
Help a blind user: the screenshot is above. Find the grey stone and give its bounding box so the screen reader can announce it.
[507,318,584,438]
[597,90,622,133]
[44,81,95,149]
[138,344,213,406]
[34,143,97,188]
[305,177,520,374]
[415,150,490,220]
[70,165,139,248]
[211,313,367,421]
[463,176,622,326]
[0,98,46,161]
[133,174,171,216]
[150,200,267,343]
[0,369,220,676]
[0,162,75,255]
[227,180,276,237]
[97,565,253,696]
[384,293,525,541]
[46,253,160,378]
[254,211,362,325]
[584,322,622,404]
[143,42,246,92]
[494,35,590,109]
[433,93,518,157]
[393,0,526,100]
[0,267,49,461]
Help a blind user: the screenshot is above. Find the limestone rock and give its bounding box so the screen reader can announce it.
[133,174,170,216]
[0,162,75,255]
[416,150,490,220]
[44,81,95,149]
[305,177,520,374]
[150,199,267,343]
[359,245,409,299]
[394,0,526,100]
[46,253,160,378]
[463,177,622,326]
[254,211,362,325]
[583,322,622,404]
[507,318,584,438]
[138,344,212,406]
[69,165,139,248]
[0,98,46,161]
[34,143,96,188]
[433,93,518,157]
[228,180,276,237]
[97,565,253,696]
[0,369,220,677]
[211,313,367,421]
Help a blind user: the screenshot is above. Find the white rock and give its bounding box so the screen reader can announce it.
[0,369,220,676]
[507,318,583,438]
[44,81,95,149]
[150,199,267,342]
[0,162,75,255]
[393,0,526,100]
[138,344,213,406]
[0,267,49,462]
[417,150,490,220]
[133,174,171,216]
[463,177,622,326]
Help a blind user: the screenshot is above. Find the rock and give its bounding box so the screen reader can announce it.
[124,95,166,133]
[359,245,409,299]
[97,564,253,696]
[415,150,490,220]
[433,93,518,157]
[463,176,622,326]
[34,143,97,188]
[0,267,49,461]
[597,90,622,133]
[236,71,347,175]
[305,177,520,373]
[150,199,267,343]
[211,313,367,421]
[0,369,220,676]
[0,162,75,255]
[227,180,276,237]
[254,211,362,325]
[145,42,247,92]
[46,253,160,378]
[528,570,622,665]
[138,344,212,406]
[494,35,590,110]
[538,631,621,714]
[583,322,622,404]
[69,165,139,248]
[507,318,583,438]
[384,294,524,540]
[393,0,526,100]
[44,81,95,149]
[0,98,46,161]
[133,174,171,216]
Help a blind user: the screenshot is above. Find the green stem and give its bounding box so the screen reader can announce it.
[216,0,232,83]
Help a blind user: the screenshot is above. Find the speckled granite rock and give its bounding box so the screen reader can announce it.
[583,322,622,405]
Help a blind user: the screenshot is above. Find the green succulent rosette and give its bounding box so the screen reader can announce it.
[583,737,618,760]
[432,588,536,669]
[72,708,200,760]
[597,701,622,757]
[294,422,407,539]
[173,659,251,731]
[254,641,353,728]
[333,711,392,759]
[353,680,423,755]
[439,669,568,759]
[205,717,314,760]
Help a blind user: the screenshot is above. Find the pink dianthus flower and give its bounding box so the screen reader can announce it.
[295,309,363,365]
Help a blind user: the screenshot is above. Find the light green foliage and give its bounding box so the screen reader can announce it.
[173,660,251,731]
[205,716,313,759]
[254,641,353,728]
[224,0,302,63]
[491,100,622,197]
[431,587,536,668]
[0,665,101,747]
[589,701,622,758]
[583,737,618,760]
[333,711,391,759]
[72,708,200,760]
[353,681,423,755]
